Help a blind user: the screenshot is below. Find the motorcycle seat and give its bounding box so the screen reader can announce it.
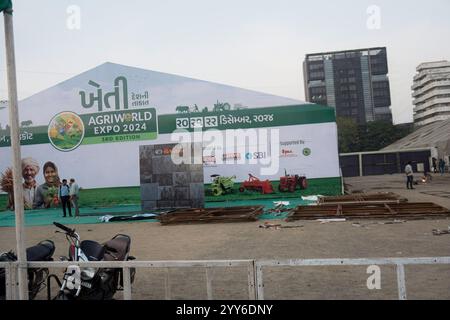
[80,240,105,261]
[26,240,55,261]
[103,235,131,261]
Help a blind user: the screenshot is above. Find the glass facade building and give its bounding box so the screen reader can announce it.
[303,47,392,124]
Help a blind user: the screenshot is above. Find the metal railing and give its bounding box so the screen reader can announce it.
[0,261,17,300]
[2,257,450,300]
[255,257,450,300]
[1,260,256,300]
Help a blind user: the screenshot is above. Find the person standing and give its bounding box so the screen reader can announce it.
[439,159,446,175]
[405,161,414,190]
[69,178,80,217]
[432,157,438,173]
[59,179,72,217]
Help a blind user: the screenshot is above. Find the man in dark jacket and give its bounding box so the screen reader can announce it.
[59,179,72,217]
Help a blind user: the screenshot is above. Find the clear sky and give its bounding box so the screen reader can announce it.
[0,0,449,124]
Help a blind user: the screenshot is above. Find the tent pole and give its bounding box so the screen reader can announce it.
[3,10,28,300]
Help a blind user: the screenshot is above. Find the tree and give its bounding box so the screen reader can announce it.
[358,120,413,151]
[337,118,413,153]
[336,117,359,153]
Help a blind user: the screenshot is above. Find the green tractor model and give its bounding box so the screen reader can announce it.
[210,174,236,196]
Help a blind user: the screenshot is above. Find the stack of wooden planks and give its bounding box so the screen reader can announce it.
[158,206,264,225]
[286,202,450,221]
[317,192,407,205]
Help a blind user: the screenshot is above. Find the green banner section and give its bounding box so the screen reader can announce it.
[0,126,48,147]
[1,105,335,147]
[0,107,158,149]
[82,132,157,145]
[80,108,157,138]
[0,0,12,12]
[158,104,335,134]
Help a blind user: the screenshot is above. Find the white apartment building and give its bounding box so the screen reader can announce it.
[412,61,450,126]
[0,100,7,131]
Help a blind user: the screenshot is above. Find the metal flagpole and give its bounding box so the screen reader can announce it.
[2,5,29,300]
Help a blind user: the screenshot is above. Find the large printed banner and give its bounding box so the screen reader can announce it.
[158,104,335,133]
[1,108,157,150]
[0,62,340,194]
[201,122,338,182]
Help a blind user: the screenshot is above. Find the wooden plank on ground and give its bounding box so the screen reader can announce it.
[286,202,450,221]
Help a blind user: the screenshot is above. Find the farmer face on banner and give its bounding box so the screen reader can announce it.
[23,166,37,183]
[22,158,39,187]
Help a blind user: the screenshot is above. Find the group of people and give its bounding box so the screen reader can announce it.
[8,157,80,217]
[432,157,447,175]
[57,178,80,218]
[405,158,448,189]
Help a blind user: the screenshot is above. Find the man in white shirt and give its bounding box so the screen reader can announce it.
[405,161,414,190]
[69,178,80,217]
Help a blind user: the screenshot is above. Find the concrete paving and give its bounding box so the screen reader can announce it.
[345,173,450,210]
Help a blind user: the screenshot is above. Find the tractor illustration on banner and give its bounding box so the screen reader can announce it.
[238,171,307,195]
[278,170,308,192]
[210,174,236,196]
[239,174,274,194]
[175,100,238,114]
[212,100,231,112]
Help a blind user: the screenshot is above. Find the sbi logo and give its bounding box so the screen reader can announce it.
[245,152,267,160]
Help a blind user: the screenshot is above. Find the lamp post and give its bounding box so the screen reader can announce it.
[1,0,29,300]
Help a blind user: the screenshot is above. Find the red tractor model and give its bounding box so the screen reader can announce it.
[278,170,308,192]
[239,174,274,194]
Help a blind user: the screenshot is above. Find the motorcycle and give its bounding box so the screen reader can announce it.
[50,222,136,300]
[0,240,55,300]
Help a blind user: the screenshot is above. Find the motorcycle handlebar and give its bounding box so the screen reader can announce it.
[53,222,75,235]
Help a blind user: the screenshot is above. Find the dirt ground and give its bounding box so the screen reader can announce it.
[1,173,450,300]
